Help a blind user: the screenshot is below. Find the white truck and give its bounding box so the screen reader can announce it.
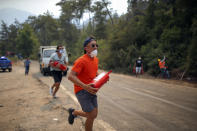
[39,46,68,76]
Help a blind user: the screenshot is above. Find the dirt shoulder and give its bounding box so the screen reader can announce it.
[0,62,83,131]
[117,72,197,88]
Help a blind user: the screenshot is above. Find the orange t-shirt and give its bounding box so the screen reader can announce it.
[159,61,166,69]
[72,54,98,94]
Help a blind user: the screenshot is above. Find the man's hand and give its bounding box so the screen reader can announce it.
[84,84,98,95]
[50,61,60,69]
[49,61,54,67]
[56,63,61,68]
[68,71,99,95]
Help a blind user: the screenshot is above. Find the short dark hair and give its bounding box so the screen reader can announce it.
[56,45,62,52]
[83,36,96,54]
[57,45,62,50]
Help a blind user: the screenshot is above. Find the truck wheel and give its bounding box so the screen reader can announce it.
[9,69,12,72]
[49,71,52,76]
[2,69,5,72]
[40,65,42,72]
[43,72,46,76]
[40,68,43,74]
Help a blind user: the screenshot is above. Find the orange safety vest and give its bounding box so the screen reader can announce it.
[159,61,166,69]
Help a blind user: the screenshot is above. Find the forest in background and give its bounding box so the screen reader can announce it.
[0,0,196,79]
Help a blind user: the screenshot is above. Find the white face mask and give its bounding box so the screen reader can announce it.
[59,49,64,54]
[90,49,97,58]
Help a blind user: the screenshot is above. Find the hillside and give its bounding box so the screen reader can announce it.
[0,8,35,25]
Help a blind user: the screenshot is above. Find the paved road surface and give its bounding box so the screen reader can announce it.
[0,61,197,131]
[34,61,197,131]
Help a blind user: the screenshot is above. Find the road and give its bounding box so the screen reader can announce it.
[0,61,197,131]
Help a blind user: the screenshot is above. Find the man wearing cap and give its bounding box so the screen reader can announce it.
[134,56,143,77]
[67,36,99,131]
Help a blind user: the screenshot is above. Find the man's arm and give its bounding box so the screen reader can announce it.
[96,72,99,76]
[49,60,54,67]
[49,54,54,67]
[64,56,68,66]
[64,61,68,66]
[161,56,166,62]
[68,70,98,94]
[49,54,59,68]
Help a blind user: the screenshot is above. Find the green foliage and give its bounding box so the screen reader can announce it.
[96,0,197,78]
[26,12,60,46]
[91,1,108,39]
[0,21,9,55]
[16,24,39,59]
[0,20,21,56]
[97,39,110,69]
[68,31,88,64]
[141,39,161,75]
[186,18,197,76]
[0,0,196,79]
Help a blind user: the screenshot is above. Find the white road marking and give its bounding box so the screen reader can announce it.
[122,86,197,113]
[36,76,112,131]
[53,118,58,121]
[137,88,165,97]
[61,85,79,105]
[97,119,116,131]
[60,84,116,131]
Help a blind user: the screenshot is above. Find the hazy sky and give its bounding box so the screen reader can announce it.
[0,0,128,17]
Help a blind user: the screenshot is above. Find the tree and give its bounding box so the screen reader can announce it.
[16,24,39,58]
[26,12,60,46]
[0,20,22,56]
[186,18,197,77]
[92,1,108,39]
[101,0,114,25]
[0,21,9,55]
[8,23,19,53]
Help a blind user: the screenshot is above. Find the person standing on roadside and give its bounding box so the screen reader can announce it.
[24,57,31,75]
[158,56,170,78]
[133,56,143,77]
[49,45,68,98]
[68,36,99,131]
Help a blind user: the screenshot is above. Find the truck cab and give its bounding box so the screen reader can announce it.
[40,47,56,75]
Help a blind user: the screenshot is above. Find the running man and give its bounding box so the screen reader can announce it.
[24,57,31,75]
[68,36,99,131]
[49,45,68,98]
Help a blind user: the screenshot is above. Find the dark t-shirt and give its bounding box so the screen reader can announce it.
[136,60,142,67]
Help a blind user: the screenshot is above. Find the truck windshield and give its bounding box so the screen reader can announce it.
[44,50,55,58]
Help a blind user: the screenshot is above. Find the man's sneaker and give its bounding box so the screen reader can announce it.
[68,108,76,124]
[53,95,57,99]
[50,87,53,95]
